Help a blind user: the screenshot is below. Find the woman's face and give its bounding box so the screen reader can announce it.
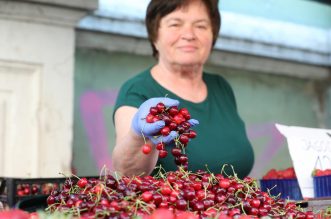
[154,0,213,67]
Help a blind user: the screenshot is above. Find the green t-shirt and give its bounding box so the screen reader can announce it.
[113,68,254,178]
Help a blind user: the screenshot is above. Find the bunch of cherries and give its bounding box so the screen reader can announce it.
[46,168,315,219]
[141,102,197,169]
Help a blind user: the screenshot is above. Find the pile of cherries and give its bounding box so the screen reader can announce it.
[46,167,316,219]
[44,102,317,218]
[141,102,196,169]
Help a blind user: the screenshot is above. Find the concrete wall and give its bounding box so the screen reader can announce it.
[0,0,97,177]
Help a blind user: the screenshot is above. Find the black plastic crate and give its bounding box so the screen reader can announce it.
[0,177,66,209]
[0,176,100,212]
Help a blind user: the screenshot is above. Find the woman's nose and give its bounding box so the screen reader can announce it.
[181,25,196,40]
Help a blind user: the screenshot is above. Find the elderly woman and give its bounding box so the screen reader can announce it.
[111,0,254,178]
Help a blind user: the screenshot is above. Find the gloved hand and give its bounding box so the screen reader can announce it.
[131,97,199,145]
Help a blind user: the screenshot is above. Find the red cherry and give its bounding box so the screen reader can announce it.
[295,211,307,219]
[31,185,39,194]
[258,207,269,217]
[168,122,177,130]
[196,190,206,201]
[219,178,230,189]
[179,135,189,144]
[285,202,296,210]
[152,193,163,206]
[77,177,88,188]
[262,203,271,211]
[149,107,158,115]
[174,157,182,165]
[179,108,191,120]
[192,181,202,191]
[192,200,204,211]
[47,195,55,205]
[160,185,172,196]
[175,199,187,210]
[156,142,165,150]
[110,200,120,211]
[188,130,197,138]
[167,174,176,183]
[179,155,188,164]
[159,202,169,208]
[156,102,165,113]
[160,126,170,136]
[146,114,154,123]
[181,121,191,130]
[249,207,259,216]
[176,125,186,134]
[141,191,153,202]
[203,199,215,209]
[173,114,185,124]
[228,208,240,217]
[75,199,83,208]
[227,186,236,194]
[250,198,261,208]
[162,115,172,125]
[17,190,24,196]
[184,113,191,120]
[183,189,196,201]
[171,148,182,157]
[179,108,189,116]
[168,195,176,204]
[24,187,30,195]
[141,144,152,154]
[215,194,226,203]
[168,106,179,116]
[100,198,110,207]
[203,208,218,218]
[305,211,314,219]
[159,150,168,158]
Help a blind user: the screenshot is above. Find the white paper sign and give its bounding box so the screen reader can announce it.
[275,123,331,198]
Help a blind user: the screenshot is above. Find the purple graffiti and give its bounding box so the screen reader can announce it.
[247,123,286,177]
[80,90,118,171]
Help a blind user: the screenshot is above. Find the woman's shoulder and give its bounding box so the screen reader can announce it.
[203,72,233,89]
[114,69,153,115]
[119,69,156,95]
[122,69,152,87]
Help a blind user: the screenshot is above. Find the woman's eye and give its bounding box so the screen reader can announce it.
[169,23,179,27]
[196,25,207,29]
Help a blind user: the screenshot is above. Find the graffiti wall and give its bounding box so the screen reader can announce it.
[73,48,321,179]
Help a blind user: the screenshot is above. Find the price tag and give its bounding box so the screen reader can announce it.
[275,123,331,198]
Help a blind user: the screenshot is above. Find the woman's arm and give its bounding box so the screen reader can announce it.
[111,106,159,176]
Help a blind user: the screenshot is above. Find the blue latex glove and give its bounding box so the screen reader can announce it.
[132,97,199,145]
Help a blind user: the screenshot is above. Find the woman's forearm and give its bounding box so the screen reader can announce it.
[112,130,159,176]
